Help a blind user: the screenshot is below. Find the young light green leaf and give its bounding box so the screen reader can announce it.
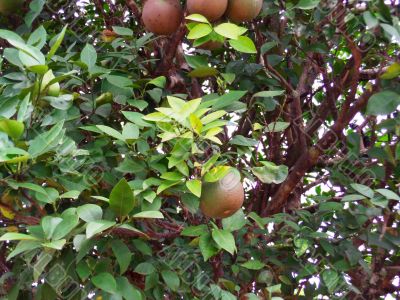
[214,23,247,39]
[229,36,257,54]
[0,119,24,139]
[186,179,202,197]
[133,211,164,219]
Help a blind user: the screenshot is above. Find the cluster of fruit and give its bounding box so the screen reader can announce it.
[142,0,263,36]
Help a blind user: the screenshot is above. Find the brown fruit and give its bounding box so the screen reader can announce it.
[197,40,223,50]
[226,0,263,23]
[142,0,183,35]
[200,169,244,219]
[187,0,228,22]
[0,0,24,15]
[101,30,117,43]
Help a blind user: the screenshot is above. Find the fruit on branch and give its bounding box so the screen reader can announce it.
[0,0,24,15]
[142,0,183,35]
[41,70,60,97]
[200,168,244,219]
[101,30,117,43]
[197,40,223,50]
[226,0,263,23]
[187,0,228,22]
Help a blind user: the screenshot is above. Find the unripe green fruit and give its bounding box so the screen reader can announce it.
[96,92,113,107]
[200,168,244,219]
[0,0,24,15]
[142,0,183,35]
[226,0,263,23]
[41,70,60,97]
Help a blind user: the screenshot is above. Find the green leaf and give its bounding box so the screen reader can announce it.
[86,220,116,239]
[341,194,366,202]
[134,262,155,275]
[186,14,210,24]
[77,204,103,222]
[28,121,65,158]
[97,125,125,141]
[148,76,166,88]
[41,216,63,239]
[188,24,213,39]
[204,166,232,182]
[161,270,180,291]
[0,119,25,140]
[241,260,265,270]
[52,214,79,240]
[229,36,257,54]
[47,25,67,60]
[265,122,290,132]
[363,11,379,29]
[188,66,219,78]
[122,111,152,127]
[189,114,203,134]
[109,178,135,218]
[214,23,247,39]
[322,269,339,293]
[111,240,132,275]
[42,239,66,250]
[222,209,246,232]
[112,26,133,36]
[350,183,374,198]
[210,91,247,109]
[7,240,41,260]
[230,135,258,147]
[252,161,288,184]
[212,229,236,255]
[81,44,97,69]
[199,233,219,261]
[186,180,202,197]
[381,24,400,43]
[116,276,143,300]
[92,272,117,294]
[181,225,208,237]
[25,0,45,28]
[60,190,80,199]
[0,233,38,241]
[133,211,164,219]
[296,0,320,9]
[381,63,400,80]
[376,189,400,201]
[366,91,400,115]
[35,188,59,204]
[253,90,285,98]
[0,147,29,164]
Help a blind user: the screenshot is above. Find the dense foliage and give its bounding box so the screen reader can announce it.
[0,0,399,299]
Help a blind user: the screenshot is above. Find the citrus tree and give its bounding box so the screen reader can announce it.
[0,0,399,299]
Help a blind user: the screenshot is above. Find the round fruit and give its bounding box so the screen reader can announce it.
[142,0,183,35]
[187,0,228,22]
[226,0,263,23]
[101,29,117,43]
[0,0,24,15]
[41,70,60,97]
[200,168,244,219]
